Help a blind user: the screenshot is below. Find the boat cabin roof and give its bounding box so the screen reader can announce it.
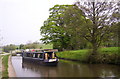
[24,49,58,54]
[44,49,58,52]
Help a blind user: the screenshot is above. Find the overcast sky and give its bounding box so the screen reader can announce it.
[0,0,76,45]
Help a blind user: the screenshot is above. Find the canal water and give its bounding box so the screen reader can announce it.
[11,56,120,77]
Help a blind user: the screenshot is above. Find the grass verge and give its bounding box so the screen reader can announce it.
[57,49,90,62]
[2,55,10,77]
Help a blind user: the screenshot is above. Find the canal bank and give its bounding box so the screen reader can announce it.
[8,55,16,77]
[57,47,120,64]
[1,54,16,78]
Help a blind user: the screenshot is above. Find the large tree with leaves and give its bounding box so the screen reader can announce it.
[40,5,88,50]
[64,2,119,54]
[62,5,91,49]
[40,5,80,50]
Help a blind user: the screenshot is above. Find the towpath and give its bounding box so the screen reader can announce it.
[0,53,16,77]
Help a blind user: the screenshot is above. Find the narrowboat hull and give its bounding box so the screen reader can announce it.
[22,57,58,66]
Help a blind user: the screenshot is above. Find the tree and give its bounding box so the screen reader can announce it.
[61,1,119,62]
[73,1,119,54]
[63,5,91,49]
[101,22,120,47]
[3,44,17,53]
[40,5,89,50]
[19,44,25,49]
[40,5,73,50]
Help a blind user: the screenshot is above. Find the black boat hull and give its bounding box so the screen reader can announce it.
[22,57,58,66]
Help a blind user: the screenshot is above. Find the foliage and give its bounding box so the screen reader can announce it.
[40,5,88,50]
[40,2,119,65]
[19,44,25,49]
[40,2,119,51]
[3,44,17,53]
[96,47,120,64]
[40,5,72,50]
[72,2,119,54]
[62,5,91,49]
[102,22,120,47]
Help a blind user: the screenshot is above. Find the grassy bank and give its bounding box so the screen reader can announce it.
[2,55,10,77]
[57,49,90,62]
[57,47,120,64]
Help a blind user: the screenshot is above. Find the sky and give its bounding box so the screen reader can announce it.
[0,0,76,45]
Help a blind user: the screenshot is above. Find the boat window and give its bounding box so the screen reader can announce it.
[38,54,40,58]
[44,52,57,59]
[35,53,38,58]
[39,53,43,58]
[54,53,57,57]
[48,52,53,59]
[33,53,37,58]
[33,54,35,58]
[26,53,33,57]
[26,53,30,57]
[30,53,33,57]
[45,53,48,60]
[52,52,55,58]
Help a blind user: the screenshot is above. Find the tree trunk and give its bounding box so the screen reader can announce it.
[92,43,98,54]
[88,42,98,63]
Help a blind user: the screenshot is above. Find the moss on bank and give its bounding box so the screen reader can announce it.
[2,55,10,77]
[57,47,120,64]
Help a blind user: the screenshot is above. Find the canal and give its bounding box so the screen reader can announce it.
[12,56,120,77]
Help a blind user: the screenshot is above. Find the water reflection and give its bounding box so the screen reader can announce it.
[12,56,120,77]
[22,62,57,77]
[86,64,120,77]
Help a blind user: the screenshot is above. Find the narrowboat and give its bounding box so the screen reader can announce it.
[22,49,59,66]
